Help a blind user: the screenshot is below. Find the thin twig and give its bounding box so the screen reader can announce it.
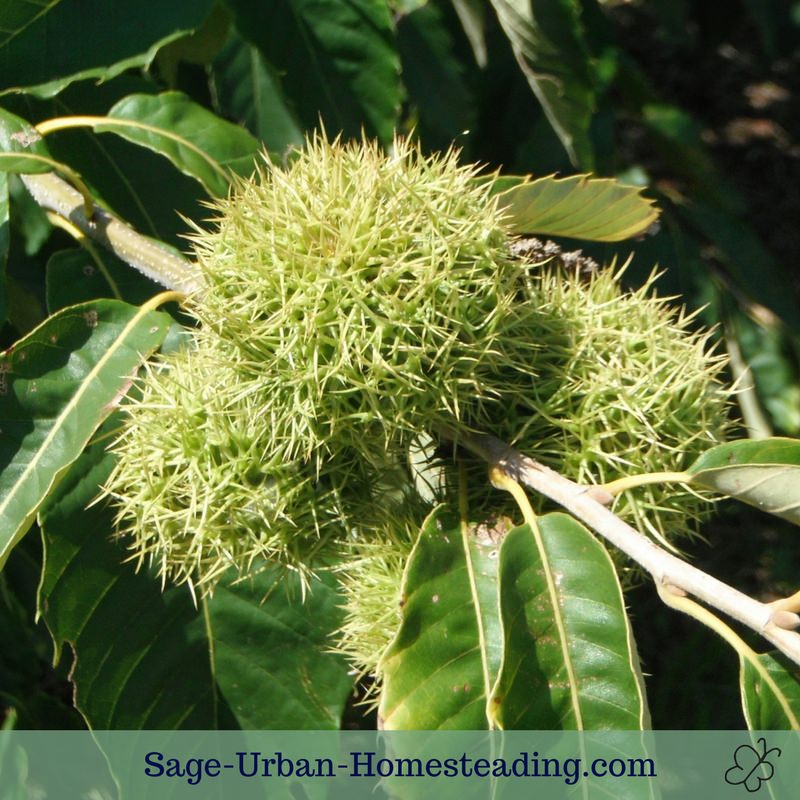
[20,172,203,295]
[457,431,800,667]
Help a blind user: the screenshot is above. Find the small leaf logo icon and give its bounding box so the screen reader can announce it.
[724,737,781,792]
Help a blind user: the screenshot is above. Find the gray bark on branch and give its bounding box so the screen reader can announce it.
[459,431,800,667]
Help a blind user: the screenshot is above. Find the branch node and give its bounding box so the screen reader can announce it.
[770,610,800,631]
[583,485,615,505]
[661,581,688,598]
[454,429,800,667]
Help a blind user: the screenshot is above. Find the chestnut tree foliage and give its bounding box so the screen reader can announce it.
[1,0,799,732]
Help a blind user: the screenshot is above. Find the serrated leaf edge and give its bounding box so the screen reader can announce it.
[496,173,659,241]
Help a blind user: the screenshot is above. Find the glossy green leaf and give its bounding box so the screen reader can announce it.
[0,0,216,97]
[0,172,7,322]
[38,435,353,729]
[7,76,210,248]
[378,507,504,730]
[490,514,647,730]
[687,438,800,525]
[451,0,488,67]
[225,0,402,142]
[495,173,660,242]
[397,4,476,152]
[394,0,427,12]
[642,104,737,214]
[0,107,52,175]
[3,275,46,338]
[0,535,84,729]
[6,169,51,257]
[489,0,596,169]
[212,32,305,155]
[740,652,800,730]
[673,197,800,334]
[209,572,352,730]
[728,309,800,436]
[0,300,172,570]
[154,4,233,85]
[94,92,261,197]
[46,249,162,312]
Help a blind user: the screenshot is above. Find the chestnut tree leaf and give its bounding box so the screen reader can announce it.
[46,249,162,313]
[0,107,52,175]
[672,196,800,334]
[378,506,504,730]
[687,438,800,525]
[37,434,353,729]
[225,0,402,142]
[0,299,172,570]
[7,77,212,249]
[494,173,660,242]
[212,32,305,155]
[0,0,216,97]
[94,92,261,197]
[489,0,596,169]
[379,510,648,731]
[451,0,488,68]
[490,514,648,730]
[0,172,7,322]
[740,652,800,730]
[396,4,476,152]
